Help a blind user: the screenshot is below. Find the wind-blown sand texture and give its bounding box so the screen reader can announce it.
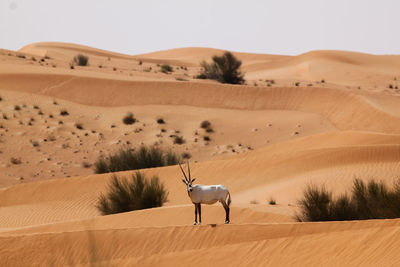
[1,42,400,266]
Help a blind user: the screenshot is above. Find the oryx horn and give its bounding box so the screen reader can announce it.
[187,160,191,182]
[178,162,189,182]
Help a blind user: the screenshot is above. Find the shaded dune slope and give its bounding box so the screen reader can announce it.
[1,220,400,266]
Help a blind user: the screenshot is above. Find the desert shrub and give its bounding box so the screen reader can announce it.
[96,172,168,215]
[10,157,22,165]
[14,105,21,111]
[160,64,173,73]
[269,198,276,205]
[94,145,180,174]
[75,123,84,130]
[60,109,69,116]
[197,51,245,84]
[73,54,89,66]
[156,118,165,124]
[182,152,191,159]
[173,136,185,144]
[297,178,400,222]
[200,120,211,129]
[122,112,136,125]
[203,136,211,141]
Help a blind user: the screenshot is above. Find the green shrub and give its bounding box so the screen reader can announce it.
[296,178,400,221]
[200,120,211,129]
[173,136,185,145]
[160,64,173,73]
[122,112,136,125]
[94,145,180,174]
[197,51,245,84]
[97,172,168,215]
[73,54,89,66]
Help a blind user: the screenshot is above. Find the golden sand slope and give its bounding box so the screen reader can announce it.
[1,42,400,266]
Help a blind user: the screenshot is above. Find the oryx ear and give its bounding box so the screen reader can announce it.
[182,179,187,184]
[191,178,196,183]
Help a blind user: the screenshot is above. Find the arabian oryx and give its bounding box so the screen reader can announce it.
[179,161,231,225]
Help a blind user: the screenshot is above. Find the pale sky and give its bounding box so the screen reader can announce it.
[1,0,400,56]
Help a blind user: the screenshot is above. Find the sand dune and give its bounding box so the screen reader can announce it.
[2,42,400,265]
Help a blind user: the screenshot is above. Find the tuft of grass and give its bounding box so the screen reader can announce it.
[14,105,21,111]
[173,136,185,145]
[10,157,22,165]
[182,152,191,159]
[156,118,165,124]
[60,109,69,116]
[200,120,211,129]
[296,178,400,222]
[73,54,89,66]
[94,145,180,174]
[75,123,84,130]
[269,198,276,205]
[160,64,173,73]
[82,161,92,168]
[96,172,168,215]
[122,112,136,125]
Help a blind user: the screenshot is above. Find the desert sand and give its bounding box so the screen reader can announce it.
[1,42,400,266]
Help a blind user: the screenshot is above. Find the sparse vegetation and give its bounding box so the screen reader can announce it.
[31,140,39,147]
[60,109,69,116]
[94,145,180,174]
[156,118,165,124]
[122,112,136,125]
[175,77,188,82]
[197,51,245,84]
[82,161,92,168]
[203,136,211,141]
[73,54,89,66]
[10,157,22,165]
[269,198,276,205]
[200,120,211,129]
[160,64,173,73]
[14,105,21,111]
[173,136,185,145]
[96,172,168,215]
[182,152,191,159]
[75,123,84,130]
[296,178,400,222]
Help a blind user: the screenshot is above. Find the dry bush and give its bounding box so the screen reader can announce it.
[122,112,136,125]
[97,172,168,215]
[94,145,180,174]
[296,178,400,221]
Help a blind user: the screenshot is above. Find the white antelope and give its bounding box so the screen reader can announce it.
[179,161,231,225]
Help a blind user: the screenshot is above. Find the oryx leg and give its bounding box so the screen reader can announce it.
[198,203,202,225]
[221,201,230,224]
[194,203,198,225]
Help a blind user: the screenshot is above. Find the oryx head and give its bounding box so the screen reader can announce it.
[179,161,196,192]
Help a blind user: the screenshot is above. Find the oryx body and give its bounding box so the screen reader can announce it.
[179,162,231,225]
